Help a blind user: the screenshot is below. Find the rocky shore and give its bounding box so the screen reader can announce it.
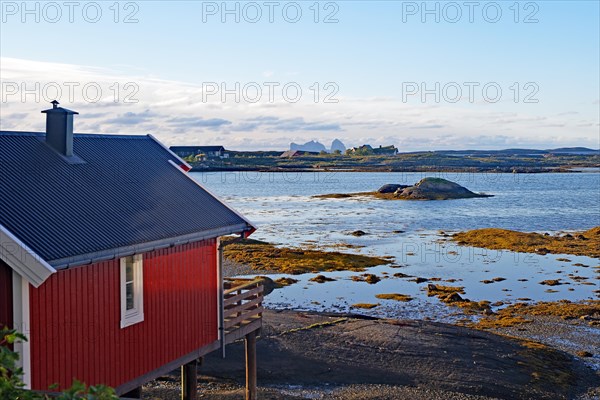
[142,310,600,400]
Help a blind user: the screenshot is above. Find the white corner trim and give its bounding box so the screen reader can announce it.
[147,134,192,170]
[217,237,225,358]
[0,224,55,288]
[12,272,31,388]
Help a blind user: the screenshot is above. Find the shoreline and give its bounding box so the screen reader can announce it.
[190,166,600,174]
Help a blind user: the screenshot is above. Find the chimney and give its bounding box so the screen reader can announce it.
[41,100,79,157]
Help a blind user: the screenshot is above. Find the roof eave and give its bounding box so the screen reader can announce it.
[49,223,252,270]
[0,224,56,288]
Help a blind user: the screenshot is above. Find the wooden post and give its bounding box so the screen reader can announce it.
[181,359,197,400]
[245,331,257,400]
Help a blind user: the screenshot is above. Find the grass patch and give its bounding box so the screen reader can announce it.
[452,227,600,258]
[222,237,389,274]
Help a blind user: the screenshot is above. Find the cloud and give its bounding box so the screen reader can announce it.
[4,113,28,119]
[230,116,341,132]
[2,57,599,151]
[410,124,444,129]
[78,112,109,119]
[167,116,232,129]
[105,110,157,125]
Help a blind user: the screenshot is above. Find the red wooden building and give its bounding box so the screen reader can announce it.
[0,102,262,399]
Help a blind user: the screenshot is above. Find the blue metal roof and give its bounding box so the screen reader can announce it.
[0,131,254,269]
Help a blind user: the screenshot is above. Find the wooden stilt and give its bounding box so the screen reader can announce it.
[245,331,257,400]
[181,359,197,400]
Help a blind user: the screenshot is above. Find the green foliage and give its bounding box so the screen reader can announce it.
[1,328,118,400]
[53,380,117,400]
[0,328,35,399]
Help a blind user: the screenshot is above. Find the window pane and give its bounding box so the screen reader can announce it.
[126,258,134,282]
[126,282,134,310]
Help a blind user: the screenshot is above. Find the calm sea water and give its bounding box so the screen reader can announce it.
[193,171,600,320]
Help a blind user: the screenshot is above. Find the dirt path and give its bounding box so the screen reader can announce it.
[167,310,598,400]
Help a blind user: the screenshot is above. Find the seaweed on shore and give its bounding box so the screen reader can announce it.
[472,300,600,329]
[222,237,390,274]
[352,303,380,309]
[375,293,413,302]
[452,227,600,258]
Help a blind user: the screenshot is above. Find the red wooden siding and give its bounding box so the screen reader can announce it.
[28,239,218,391]
[0,260,13,329]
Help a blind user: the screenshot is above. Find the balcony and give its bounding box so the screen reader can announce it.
[222,278,264,344]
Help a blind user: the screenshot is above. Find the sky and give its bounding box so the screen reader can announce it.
[0,0,599,151]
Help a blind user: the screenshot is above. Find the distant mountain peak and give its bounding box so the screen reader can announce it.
[331,139,346,153]
[290,140,327,153]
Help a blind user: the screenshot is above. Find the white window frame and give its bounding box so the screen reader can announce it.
[120,254,144,328]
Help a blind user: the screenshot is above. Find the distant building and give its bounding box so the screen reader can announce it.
[373,145,398,155]
[349,145,374,155]
[170,145,228,159]
[280,150,320,158]
[349,144,398,156]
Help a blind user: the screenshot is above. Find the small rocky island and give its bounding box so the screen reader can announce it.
[314,177,492,201]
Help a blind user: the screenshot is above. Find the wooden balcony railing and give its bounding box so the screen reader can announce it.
[222,278,263,344]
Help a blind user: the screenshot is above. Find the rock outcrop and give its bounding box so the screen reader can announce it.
[330,139,346,153]
[377,184,409,193]
[393,178,492,200]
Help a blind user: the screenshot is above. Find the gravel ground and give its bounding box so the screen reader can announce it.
[143,379,505,399]
[492,315,600,371]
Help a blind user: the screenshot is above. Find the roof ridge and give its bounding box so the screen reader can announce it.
[0,130,149,139]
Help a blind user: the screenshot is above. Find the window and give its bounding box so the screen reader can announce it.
[120,254,144,328]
